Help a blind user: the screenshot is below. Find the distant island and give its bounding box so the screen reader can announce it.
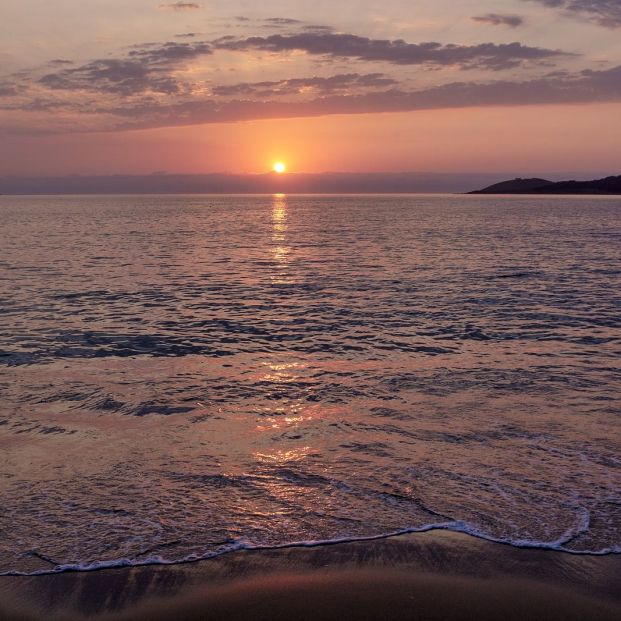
[469,175,621,195]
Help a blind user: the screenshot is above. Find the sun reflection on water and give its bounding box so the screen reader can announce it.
[254,446,313,465]
[253,361,315,431]
[271,193,291,284]
[261,360,301,383]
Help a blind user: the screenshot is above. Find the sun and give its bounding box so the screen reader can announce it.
[273,162,286,174]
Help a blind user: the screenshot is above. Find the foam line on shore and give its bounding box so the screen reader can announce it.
[3,519,620,578]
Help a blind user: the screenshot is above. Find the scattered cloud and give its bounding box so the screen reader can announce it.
[4,15,618,137]
[472,14,525,28]
[524,0,621,27]
[40,59,180,95]
[128,40,212,64]
[39,41,212,95]
[214,32,570,71]
[0,82,20,97]
[30,28,571,106]
[159,2,202,11]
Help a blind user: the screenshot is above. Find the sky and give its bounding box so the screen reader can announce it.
[1,0,620,177]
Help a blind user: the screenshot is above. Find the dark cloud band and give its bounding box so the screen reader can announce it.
[215,32,568,71]
[101,65,621,131]
[524,0,621,27]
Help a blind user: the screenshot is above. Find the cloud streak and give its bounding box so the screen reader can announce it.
[472,14,525,28]
[159,2,202,11]
[212,73,397,97]
[215,32,569,70]
[264,18,304,26]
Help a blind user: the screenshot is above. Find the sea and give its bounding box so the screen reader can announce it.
[0,194,619,575]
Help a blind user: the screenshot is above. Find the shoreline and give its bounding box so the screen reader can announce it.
[1,530,619,620]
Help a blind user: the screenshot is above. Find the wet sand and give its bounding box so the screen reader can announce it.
[1,531,619,620]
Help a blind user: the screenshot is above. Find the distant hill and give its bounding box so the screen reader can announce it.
[469,175,621,195]
[469,178,555,193]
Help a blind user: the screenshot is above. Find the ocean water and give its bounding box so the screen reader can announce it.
[0,194,620,575]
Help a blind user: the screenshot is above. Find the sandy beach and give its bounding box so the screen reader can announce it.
[1,531,619,620]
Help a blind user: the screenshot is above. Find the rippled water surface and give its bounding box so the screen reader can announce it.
[1,194,620,574]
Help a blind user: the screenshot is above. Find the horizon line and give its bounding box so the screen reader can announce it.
[2,170,617,180]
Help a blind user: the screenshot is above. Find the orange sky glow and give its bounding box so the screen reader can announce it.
[2,104,620,177]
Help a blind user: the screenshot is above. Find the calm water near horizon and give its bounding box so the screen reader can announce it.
[0,194,620,575]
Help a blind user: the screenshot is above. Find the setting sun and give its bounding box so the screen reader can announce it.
[273,162,286,174]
